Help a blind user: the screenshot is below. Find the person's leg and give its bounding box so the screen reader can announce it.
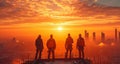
[65,49,68,59]
[82,48,84,59]
[39,50,42,59]
[69,49,72,59]
[48,49,51,60]
[52,50,55,60]
[79,49,81,59]
[35,49,39,60]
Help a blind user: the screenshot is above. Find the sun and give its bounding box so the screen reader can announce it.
[57,26,63,31]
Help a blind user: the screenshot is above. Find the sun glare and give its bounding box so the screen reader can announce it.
[57,26,63,31]
[99,42,105,47]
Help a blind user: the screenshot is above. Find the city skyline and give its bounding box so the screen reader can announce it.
[0,0,120,64]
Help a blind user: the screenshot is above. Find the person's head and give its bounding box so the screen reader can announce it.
[38,35,41,38]
[68,33,70,37]
[50,34,53,38]
[79,34,82,38]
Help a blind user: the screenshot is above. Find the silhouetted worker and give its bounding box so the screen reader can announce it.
[47,34,56,60]
[65,33,73,59]
[76,34,85,59]
[35,35,44,60]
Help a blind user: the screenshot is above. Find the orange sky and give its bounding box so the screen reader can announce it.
[1,1,120,63]
[0,0,120,41]
[0,0,120,27]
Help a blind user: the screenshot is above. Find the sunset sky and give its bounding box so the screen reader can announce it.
[0,0,120,27]
[0,0,120,40]
[0,1,120,62]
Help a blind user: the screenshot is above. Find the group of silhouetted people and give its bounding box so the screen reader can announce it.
[34,33,85,61]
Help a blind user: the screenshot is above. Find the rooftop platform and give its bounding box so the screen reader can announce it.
[22,58,92,64]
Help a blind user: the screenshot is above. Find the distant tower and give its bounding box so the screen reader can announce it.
[85,30,87,38]
[101,32,105,42]
[84,30,89,40]
[86,32,89,40]
[93,32,96,41]
[115,28,117,42]
[12,37,16,43]
[119,32,120,42]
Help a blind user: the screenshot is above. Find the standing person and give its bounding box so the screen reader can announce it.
[65,33,74,59]
[76,34,85,59]
[46,34,56,61]
[35,35,44,60]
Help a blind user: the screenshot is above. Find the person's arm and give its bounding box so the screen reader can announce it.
[65,39,67,49]
[35,39,37,48]
[46,39,49,48]
[72,38,74,43]
[41,39,44,49]
[76,39,79,49]
[83,38,85,47]
[54,39,56,49]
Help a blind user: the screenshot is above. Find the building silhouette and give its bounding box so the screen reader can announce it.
[101,32,105,43]
[84,30,89,40]
[115,28,117,42]
[93,32,96,41]
[87,33,89,40]
[85,30,87,39]
[119,32,120,42]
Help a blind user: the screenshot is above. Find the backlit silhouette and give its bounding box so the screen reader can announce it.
[46,34,56,61]
[76,34,85,59]
[35,35,44,60]
[65,33,74,59]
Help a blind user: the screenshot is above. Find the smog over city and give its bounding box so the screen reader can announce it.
[0,0,120,64]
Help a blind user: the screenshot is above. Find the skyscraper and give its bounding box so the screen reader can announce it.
[84,30,89,40]
[101,32,105,42]
[115,28,117,42]
[86,32,89,40]
[119,32,120,42]
[93,32,96,41]
[85,30,87,39]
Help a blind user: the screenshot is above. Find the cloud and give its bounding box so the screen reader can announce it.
[0,0,120,26]
[96,0,120,7]
[81,21,120,27]
[0,0,12,8]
